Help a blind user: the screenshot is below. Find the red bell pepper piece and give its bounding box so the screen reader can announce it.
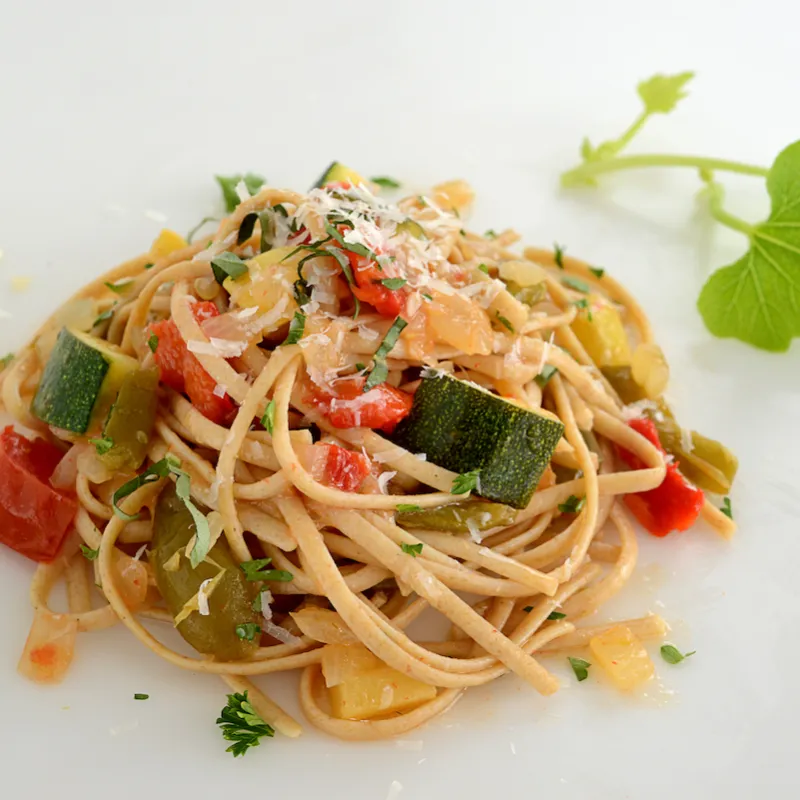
[319,443,371,492]
[306,377,413,434]
[0,427,78,562]
[148,301,236,425]
[617,418,704,537]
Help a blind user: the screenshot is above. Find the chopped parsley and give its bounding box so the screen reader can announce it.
[133,693,149,701]
[401,542,424,557]
[558,495,586,514]
[235,623,262,641]
[283,310,306,345]
[104,279,133,294]
[93,306,115,327]
[396,504,423,513]
[371,176,401,189]
[553,243,566,268]
[261,400,276,435]
[89,436,114,456]
[239,558,293,583]
[589,266,605,278]
[660,644,696,664]
[495,311,514,332]
[363,316,408,391]
[80,544,100,561]
[452,469,481,495]
[484,229,498,239]
[217,690,275,757]
[421,293,433,301]
[720,497,733,519]
[562,275,590,293]
[381,278,407,290]
[147,333,159,353]
[0,353,13,370]
[573,297,593,320]
[354,362,366,372]
[547,611,567,620]
[477,263,490,274]
[215,173,267,213]
[210,251,248,284]
[534,365,558,388]
[568,656,591,681]
[144,262,154,270]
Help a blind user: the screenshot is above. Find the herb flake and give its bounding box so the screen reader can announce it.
[216,690,275,757]
[235,623,262,641]
[371,176,401,189]
[80,544,99,561]
[210,251,248,284]
[660,644,696,664]
[239,558,293,583]
[261,400,276,435]
[396,504,423,513]
[558,495,586,514]
[568,656,591,681]
[534,364,558,388]
[452,470,481,496]
[401,542,424,557]
[363,316,408,391]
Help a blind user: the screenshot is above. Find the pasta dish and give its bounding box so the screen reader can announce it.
[0,164,738,751]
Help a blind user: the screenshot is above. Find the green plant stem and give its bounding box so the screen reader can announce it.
[561,153,769,187]
[612,110,650,154]
[704,180,755,237]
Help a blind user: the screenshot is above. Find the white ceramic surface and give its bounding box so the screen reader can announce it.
[1,2,799,798]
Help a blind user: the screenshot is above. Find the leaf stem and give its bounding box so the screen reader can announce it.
[703,179,755,237]
[561,153,769,187]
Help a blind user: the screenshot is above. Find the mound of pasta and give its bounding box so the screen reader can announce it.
[0,163,738,749]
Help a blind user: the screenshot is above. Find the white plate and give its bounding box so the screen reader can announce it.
[2,2,799,798]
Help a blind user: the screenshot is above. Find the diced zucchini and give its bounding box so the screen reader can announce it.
[32,328,139,433]
[397,500,516,532]
[395,219,426,239]
[589,625,654,691]
[391,373,564,509]
[99,368,159,472]
[312,162,366,189]
[572,294,632,368]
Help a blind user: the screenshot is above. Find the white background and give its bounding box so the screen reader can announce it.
[1,2,799,798]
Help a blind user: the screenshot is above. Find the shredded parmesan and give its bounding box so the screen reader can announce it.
[262,619,302,646]
[187,337,248,358]
[197,578,213,616]
[212,383,227,398]
[466,518,483,544]
[377,471,397,494]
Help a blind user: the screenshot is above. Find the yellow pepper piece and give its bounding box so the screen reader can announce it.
[572,294,632,368]
[589,625,655,691]
[150,229,188,258]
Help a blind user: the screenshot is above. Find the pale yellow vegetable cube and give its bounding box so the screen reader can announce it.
[571,294,632,368]
[499,260,548,287]
[589,625,654,691]
[431,179,474,213]
[321,644,383,688]
[150,229,188,258]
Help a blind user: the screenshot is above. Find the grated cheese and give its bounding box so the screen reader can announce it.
[262,619,302,646]
[212,384,227,398]
[466,518,483,543]
[197,578,213,616]
[187,337,247,358]
[377,471,397,494]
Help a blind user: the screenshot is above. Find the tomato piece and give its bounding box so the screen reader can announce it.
[306,377,413,433]
[0,427,77,562]
[148,301,236,425]
[617,418,704,537]
[320,444,370,492]
[348,252,409,318]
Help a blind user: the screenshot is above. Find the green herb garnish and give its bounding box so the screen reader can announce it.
[283,310,306,345]
[660,644,696,664]
[589,266,605,278]
[573,297,592,320]
[452,469,481,495]
[0,353,13,370]
[554,243,566,268]
[80,544,99,561]
[215,174,267,213]
[144,262,154,270]
[235,623,262,641]
[239,558,294,583]
[381,278,407,290]
[147,333,159,353]
[401,542,424,557]
[558,495,586,514]
[261,400,276,435]
[354,362,366,372]
[721,497,733,519]
[217,690,275,757]
[495,311,514,332]
[210,251,248,284]
[187,216,219,244]
[89,436,114,456]
[477,263,490,274]
[371,176,401,189]
[363,316,408,391]
[104,279,133,294]
[93,307,115,327]
[534,365,558,388]
[396,503,423,513]
[484,229,497,239]
[547,611,567,620]
[568,656,591,681]
[134,693,149,700]
[562,275,590,293]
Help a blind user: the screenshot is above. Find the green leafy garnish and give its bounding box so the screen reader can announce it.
[573,297,592,321]
[237,212,258,245]
[215,174,267,213]
[554,243,566,268]
[452,469,481,495]
[534,364,558,388]
[547,611,567,620]
[235,623,262,641]
[144,262,154,270]
[720,496,733,519]
[363,316,408,391]
[561,71,800,351]
[239,558,294,583]
[568,656,591,682]
[558,495,586,514]
[112,455,178,522]
[562,275,590,293]
[396,503,422,513]
[421,293,433,301]
[381,278,407,290]
[104,279,133,294]
[187,216,219,244]
[523,606,534,613]
[401,542,424,557]
[147,333,159,353]
[0,353,13,370]
[80,544,99,561]
[283,310,306,345]
[495,312,514,332]
[89,436,114,456]
[261,399,276,435]
[484,229,497,239]
[371,176,401,189]
[134,693,149,700]
[589,267,605,279]
[477,263,490,275]
[660,644,696,664]
[210,251,248,284]
[93,307,115,327]
[216,690,275,757]
[354,362,366,372]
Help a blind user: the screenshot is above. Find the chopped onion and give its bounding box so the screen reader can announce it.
[49,443,83,489]
[290,607,357,645]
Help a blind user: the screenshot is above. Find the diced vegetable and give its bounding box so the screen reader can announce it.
[426,291,493,355]
[321,643,437,720]
[312,162,366,189]
[32,328,139,433]
[305,376,413,434]
[317,444,371,493]
[572,294,632,367]
[151,484,261,661]
[290,607,357,645]
[499,260,548,287]
[430,180,475,214]
[396,500,516,532]
[345,245,409,319]
[0,426,77,563]
[148,301,236,425]
[99,368,159,472]
[391,372,564,509]
[617,418,704,537]
[395,219,426,239]
[150,228,188,258]
[17,608,77,684]
[631,342,669,399]
[589,625,655,690]
[111,549,149,610]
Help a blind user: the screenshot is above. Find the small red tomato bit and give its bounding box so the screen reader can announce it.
[616,418,704,537]
[319,443,371,492]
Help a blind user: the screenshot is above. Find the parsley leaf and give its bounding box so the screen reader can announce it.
[477,263,490,274]
[364,316,408,391]
[720,496,733,519]
[371,176,401,189]
[553,243,566,268]
[573,297,593,321]
[112,455,179,522]
[0,353,13,370]
[380,278,407,290]
[239,558,293,583]
[215,174,267,213]
[354,362,366,372]
[105,279,133,294]
[147,333,159,353]
[558,495,586,514]
[261,399,276,435]
[568,656,591,682]
[494,311,514,332]
[93,306,115,327]
[534,364,558,388]
[89,436,114,455]
[660,644,696,664]
[401,542,424,557]
[547,611,567,620]
[80,544,99,561]
[216,690,275,757]
[210,251,248,284]
[283,310,306,345]
[484,229,497,239]
[396,503,422,513]
[452,469,481,495]
[235,623,262,641]
[589,266,605,278]
[562,275,590,293]
[134,693,149,700]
